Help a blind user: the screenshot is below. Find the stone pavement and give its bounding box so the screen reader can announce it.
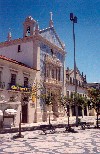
[0,116,97,134]
[0,116,100,154]
[0,127,100,154]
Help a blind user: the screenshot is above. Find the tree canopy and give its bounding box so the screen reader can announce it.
[87,88,100,111]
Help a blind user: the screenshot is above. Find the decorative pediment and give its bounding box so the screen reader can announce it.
[69,68,84,82]
[40,27,64,50]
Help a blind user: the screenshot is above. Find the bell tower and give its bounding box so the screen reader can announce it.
[23,16,36,37]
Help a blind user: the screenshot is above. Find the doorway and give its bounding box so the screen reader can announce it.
[84,106,87,116]
[22,97,28,123]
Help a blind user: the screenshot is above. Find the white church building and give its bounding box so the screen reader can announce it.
[0,14,66,127]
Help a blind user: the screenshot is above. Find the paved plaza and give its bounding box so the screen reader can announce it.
[0,116,100,154]
[0,127,100,154]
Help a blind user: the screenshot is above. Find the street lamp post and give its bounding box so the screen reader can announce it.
[13,111,24,139]
[70,13,78,126]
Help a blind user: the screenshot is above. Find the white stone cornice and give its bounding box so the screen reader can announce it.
[9,68,18,73]
[0,35,36,48]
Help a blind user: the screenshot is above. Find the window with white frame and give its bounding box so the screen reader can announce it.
[46,69,49,77]
[58,68,60,81]
[52,69,54,78]
[67,91,69,98]
[18,45,21,52]
[11,74,16,85]
[0,71,1,82]
[24,77,28,87]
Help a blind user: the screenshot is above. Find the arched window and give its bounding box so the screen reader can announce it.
[26,26,30,36]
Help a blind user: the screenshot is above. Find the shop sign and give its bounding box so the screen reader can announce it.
[11,85,32,92]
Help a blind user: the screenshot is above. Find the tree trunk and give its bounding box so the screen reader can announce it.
[96,111,99,128]
[49,111,51,125]
[68,113,70,127]
[19,111,22,137]
[75,105,78,126]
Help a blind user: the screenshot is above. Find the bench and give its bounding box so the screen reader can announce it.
[65,125,78,133]
[79,122,94,130]
[40,124,55,134]
[96,119,100,127]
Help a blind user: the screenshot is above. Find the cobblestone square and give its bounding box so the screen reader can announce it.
[0,127,100,154]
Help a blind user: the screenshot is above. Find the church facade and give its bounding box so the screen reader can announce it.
[0,14,66,127]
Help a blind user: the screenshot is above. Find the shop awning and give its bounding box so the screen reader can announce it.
[4,109,17,115]
[0,110,3,116]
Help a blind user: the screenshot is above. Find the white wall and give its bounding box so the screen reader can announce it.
[0,41,34,68]
[0,58,37,126]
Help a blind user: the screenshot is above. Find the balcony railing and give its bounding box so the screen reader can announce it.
[8,83,32,92]
[44,77,63,87]
[45,55,62,67]
[0,82,5,89]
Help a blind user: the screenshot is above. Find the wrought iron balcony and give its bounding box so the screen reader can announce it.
[45,54,62,67]
[0,82,5,89]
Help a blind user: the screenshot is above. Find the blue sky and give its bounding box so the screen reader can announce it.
[0,0,100,83]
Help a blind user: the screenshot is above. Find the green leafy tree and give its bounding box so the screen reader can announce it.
[88,88,100,128]
[59,93,88,126]
[45,93,54,124]
[59,95,74,127]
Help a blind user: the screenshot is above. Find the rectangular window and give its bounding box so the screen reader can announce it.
[24,77,28,87]
[52,69,54,78]
[0,71,1,88]
[79,81,81,87]
[11,74,16,85]
[58,68,60,81]
[51,49,53,56]
[0,71,1,82]
[66,74,69,80]
[56,68,57,80]
[70,77,72,84]
[70,92,73,98]
[18,45,21,52]
[46,70,49,77]
[67,91,69,98]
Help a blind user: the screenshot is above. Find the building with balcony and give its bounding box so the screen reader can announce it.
[0,55,38,127]
[66,67,89,117]
[0,13,66,124]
